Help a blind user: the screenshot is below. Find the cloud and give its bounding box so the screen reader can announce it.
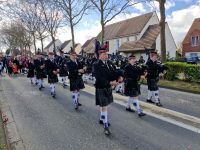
[147,0,175,11]
[166,3,200,43]
[134,3,146,13]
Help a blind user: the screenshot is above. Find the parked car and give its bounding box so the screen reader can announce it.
[185,57,200,64]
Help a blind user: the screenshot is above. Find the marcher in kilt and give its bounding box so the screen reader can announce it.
[124,55,146,117]
[145,51,167,107]
[34,52,46,90]
[57,50,68,88]
[27,58,35,84]
[45,52,59,98]
[93,49,123,136]
[67,51,86,110]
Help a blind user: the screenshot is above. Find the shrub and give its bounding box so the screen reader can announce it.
[164,62,200,83]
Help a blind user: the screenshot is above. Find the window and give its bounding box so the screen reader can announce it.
[116,39,120,49]
[127,37,129,42]
[191,36,198,47]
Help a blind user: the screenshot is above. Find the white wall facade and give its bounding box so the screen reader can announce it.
[46,40,62,53]
[156,23,177,58]
[62,40,73,53]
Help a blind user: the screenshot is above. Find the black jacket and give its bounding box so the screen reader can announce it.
[93,60,117,89]
[67,60,84,80]
[146,59,164,79]
[124,63,144,87]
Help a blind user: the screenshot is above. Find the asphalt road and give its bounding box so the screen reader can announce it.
[0,75,200,150]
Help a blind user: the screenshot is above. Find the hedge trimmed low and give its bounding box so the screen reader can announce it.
[164,62,200,83]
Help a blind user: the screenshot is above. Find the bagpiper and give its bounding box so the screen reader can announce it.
[34,52,46,90]
[27,58,35,84]
[45,52,59,98]
[124,55,146,117]
[145,51,167,107]
[93,49,123,136]
[67,51,86,110]
[57,50,68,88]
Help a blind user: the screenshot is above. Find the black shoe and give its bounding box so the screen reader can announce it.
[39,87,42,91]
[62,84,67,88]
[138,112,146,117]
[99,120,111,126]
[78,103,82,106]
[41,86,45,89]
[126,107,135,112]
[51,92,56,98]
[104,127,111,136]
[146,99,155,103]
[156,102,163,107]
[116,91,121,93]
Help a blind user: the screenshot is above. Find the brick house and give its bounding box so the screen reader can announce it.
[182,18,200,58]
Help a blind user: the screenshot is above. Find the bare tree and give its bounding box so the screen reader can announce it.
[39,0,64,54]
[55,0,91,49]
[90,0,145,45]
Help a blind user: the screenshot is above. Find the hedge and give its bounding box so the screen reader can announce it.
[164,62,200,83]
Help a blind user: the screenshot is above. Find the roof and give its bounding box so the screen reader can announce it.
[82,37,96,49]
[44,39,60,50]
[119,24,161,52]
[59,40,72,51]
[97,12,154,40]
[183,18,200,44]
[83,38,96,53]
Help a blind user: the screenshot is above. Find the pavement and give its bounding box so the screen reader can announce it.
[0,75,200,150]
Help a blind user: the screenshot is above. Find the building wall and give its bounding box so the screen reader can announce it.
[156,23,177,58]
[62,41,73,53]
[108,35,137,54]
[182,30,200,57]
[75,44,82,54]
[45,40,62,53]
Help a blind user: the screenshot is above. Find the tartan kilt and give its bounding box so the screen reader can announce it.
[124,83,141,97]
[36,71,47,79]
[95,87,113,107]
[27,71,34,78]
[147,78,159,91]
[59,68,68,77]
[69,78,85,91]
[48,74,58,83]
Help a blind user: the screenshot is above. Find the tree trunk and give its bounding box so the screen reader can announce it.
[100,0,104,45]
[40,37,44,52]
[159,0,166,62]
[33,33,37,54]
[51,34,56,55]
[69,0,75,50]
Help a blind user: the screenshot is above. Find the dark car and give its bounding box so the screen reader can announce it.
[185,57,200,64]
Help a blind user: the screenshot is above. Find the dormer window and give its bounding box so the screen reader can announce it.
[191,36,198,47]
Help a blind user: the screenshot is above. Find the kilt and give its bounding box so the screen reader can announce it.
[48,74,58,83]
[69,77,85,91]
[59,69,68,77]
[147,78,159,91]
[36,71,47,79]
[124,83,141,97]
[27,71,34,78]
[95,87,113,107]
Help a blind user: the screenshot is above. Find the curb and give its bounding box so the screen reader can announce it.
[84,84,200,131]
[0,83,26,150]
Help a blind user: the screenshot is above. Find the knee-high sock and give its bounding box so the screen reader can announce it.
[127,97,133,108]
[100,111,103,121]
[38,79,42,87]
[101,111,108,127]
[77,92,80,103]
[153,91,159,103]
[72,92,78,104]
[41,80,44,86]
[147,90,152,100]
[50,84,55,93]
[133,98,142,114]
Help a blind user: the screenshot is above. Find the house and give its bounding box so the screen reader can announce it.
[44,39,62,53]
[182,18,200,58]
[82,37,96,56]
[59,40,82,54]
[83,12,176,61]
